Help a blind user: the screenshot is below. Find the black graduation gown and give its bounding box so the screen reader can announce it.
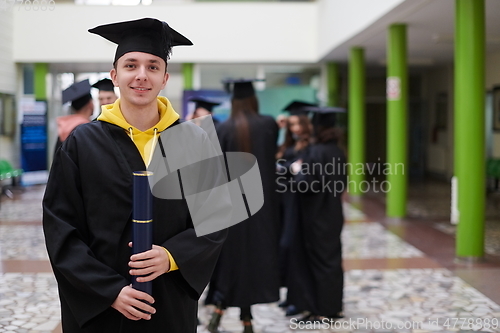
[286,140,346,316]
[205,114,281,307]
[42,120,227,333]
[276,146,305,287]
[54,136,63,156]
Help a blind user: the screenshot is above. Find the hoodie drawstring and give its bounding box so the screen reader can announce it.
[128,127,134,143]
[147,128,159,167]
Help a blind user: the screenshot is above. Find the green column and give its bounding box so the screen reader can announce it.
[386,24,408,217]
[348,48,365,195]
[182,63,194,90]
[34,63,48,100]
[327,62,340,106]
[455,0,485,259]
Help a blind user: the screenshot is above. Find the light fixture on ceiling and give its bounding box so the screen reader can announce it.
[111,0,140,5]
[432,33,500,44]
[432,34,453,44]
[378,58,435,66]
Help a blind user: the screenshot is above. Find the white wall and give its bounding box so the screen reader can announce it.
[13,2,318,64]
[0,11,16,95]
[317,0,404,59]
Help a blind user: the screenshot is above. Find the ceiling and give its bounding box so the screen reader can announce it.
[49,0,500,74]
[323,0,500,67]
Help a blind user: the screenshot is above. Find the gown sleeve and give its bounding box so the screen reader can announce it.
[162,227,227,299]
[158,126,229,300]
[43,138,129,328]
[294,144,347,196]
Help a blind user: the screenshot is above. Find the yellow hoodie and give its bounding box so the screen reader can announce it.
[98,96,179,166]
[98,96,179,272]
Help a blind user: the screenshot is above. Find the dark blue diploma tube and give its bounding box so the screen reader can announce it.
[132,171,153,296]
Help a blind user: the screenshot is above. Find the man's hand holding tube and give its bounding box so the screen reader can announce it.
[112,243,171,320]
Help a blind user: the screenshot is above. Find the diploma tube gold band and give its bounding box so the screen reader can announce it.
[133,171,154,176]
[132,219,153,223]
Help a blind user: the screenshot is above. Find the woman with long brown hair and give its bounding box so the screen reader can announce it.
[286,106,347,323]
[275,101,314,316]
[276,102,314,160]
[205,79,280,333]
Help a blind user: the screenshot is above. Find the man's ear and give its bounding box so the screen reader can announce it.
[110,68,118,87]
[161,72,169,90]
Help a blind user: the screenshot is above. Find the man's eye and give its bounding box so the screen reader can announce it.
[125,64,135,68]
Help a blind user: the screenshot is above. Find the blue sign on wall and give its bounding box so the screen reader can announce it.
[21,100,47,172]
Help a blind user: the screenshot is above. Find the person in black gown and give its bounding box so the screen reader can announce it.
[189,97,221,127]
[205,79,280,333]
[92,78,118,107]
[54,79,94,154]
[286,106,347,323]
[276,101,315,316]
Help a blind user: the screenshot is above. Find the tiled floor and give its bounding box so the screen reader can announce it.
[1,182,500,333]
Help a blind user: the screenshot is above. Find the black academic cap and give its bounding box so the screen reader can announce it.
[62,79,92,110]
[283,100,317,116]
[222,78,265,100]
[190,97,221,112]
[88,18,193,64]
[305,106,346,128]
[92,78,115,92]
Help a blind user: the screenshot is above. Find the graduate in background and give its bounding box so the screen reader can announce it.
[286,106,347,323]
[54,79,93,153]
[275,114,288,146]
[205,79,280,333]
[43,18,227,333]
[275,101,315,317]
[92,78,118,107]
[189,97,221,126]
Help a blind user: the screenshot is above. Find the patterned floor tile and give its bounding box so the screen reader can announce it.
[0,226,48,261]
[1,185,499,333]
[197,269,500,333]
[0,273,59,333]
[0,186,44,224]
[342,222,424,259]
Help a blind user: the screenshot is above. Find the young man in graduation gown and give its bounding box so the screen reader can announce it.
[43,18,227,333]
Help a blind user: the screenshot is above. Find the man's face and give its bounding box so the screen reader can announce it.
[110,52,168,108]
[98,91,118,106]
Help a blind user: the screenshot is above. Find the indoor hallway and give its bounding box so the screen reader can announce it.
[0,183,500,332]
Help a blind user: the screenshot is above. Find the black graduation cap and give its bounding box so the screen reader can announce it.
[190,97,221,112]
[62,79,92,110]
[304,106,346,128]
[283,100,317,116]
[223,78,265,100]
[92,78,115,92]
[88,18,193,64]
